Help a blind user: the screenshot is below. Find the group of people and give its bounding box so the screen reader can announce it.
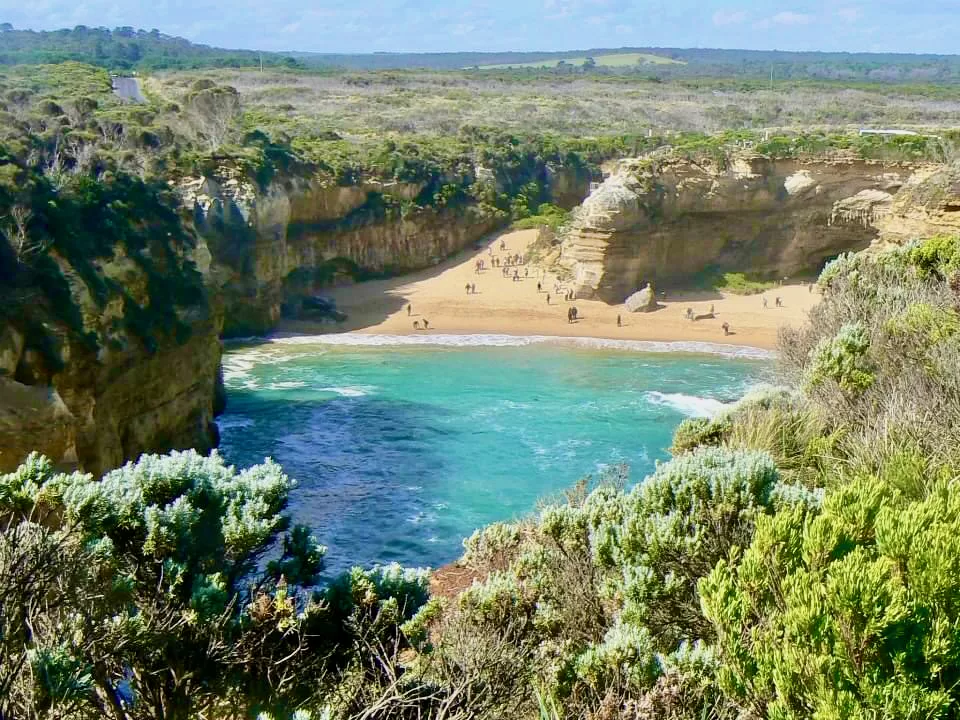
[407,304,430,331]
[684,304,716,321]
[683,304,732,336]
[762,296,783,309]
[465,282,478,294]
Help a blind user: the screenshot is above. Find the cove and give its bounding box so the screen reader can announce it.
[219,335,771,578]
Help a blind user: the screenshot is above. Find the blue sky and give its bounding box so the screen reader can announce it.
[1,0,957,55]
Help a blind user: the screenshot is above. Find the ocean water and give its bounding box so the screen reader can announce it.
[220,334,772,578]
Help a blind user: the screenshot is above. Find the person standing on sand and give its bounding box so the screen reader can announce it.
[423,319,429,330]
[617,314,622,327]
[407,304,412,316]
[537,282,542,293]
[472,283,477,294]
[762,297,768,309]
[546,293,551,305]
[722,322,730,336]
[465,283,471,295]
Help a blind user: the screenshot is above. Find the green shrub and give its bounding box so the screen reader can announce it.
[806,322,876,394]
[702,469,960,720]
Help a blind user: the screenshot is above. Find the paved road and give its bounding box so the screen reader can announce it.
[112,76,145,103]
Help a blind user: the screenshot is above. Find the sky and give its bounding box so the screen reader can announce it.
[0,0,957,56]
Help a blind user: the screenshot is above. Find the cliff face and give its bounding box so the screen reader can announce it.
[185,165,591,336]
[873,165,960,245]
[0,159,589,474]
[558,153,918,301]
[0,238,222,477]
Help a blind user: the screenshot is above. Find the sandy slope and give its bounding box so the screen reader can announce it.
[283,228,819,351]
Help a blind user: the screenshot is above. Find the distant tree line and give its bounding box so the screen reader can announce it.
[0,25,303,71]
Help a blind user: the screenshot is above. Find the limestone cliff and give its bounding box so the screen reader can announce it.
[873,164,960,245]
[558,153,919,301]
[0,229,222,477]
[184,164,591,336]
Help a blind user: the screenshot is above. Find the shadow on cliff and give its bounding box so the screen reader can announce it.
[277,231,515,335]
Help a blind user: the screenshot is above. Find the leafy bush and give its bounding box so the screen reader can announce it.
[702,469,960,720]
[0,450,434,719]
[805,322,876,394]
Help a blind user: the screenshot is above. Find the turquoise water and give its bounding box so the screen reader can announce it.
[220,335,770,577]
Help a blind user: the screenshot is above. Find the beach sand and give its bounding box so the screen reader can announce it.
[281,228,819,351]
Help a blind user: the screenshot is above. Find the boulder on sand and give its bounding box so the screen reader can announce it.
[625,283,657,313]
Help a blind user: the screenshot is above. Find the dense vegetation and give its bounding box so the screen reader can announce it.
[6,23,960,84]
[0,25,302,71]
[7,219,960,718]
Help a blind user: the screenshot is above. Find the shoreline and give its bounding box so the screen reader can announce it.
[273,227,818,353]
[257,331,776,359]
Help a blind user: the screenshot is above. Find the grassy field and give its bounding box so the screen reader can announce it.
[474,52,684,69]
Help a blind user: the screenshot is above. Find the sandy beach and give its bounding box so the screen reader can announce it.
[282,228,819,351]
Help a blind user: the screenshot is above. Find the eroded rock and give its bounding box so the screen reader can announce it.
[558,153,924,302]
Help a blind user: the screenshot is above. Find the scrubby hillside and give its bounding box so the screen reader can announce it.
[5,233,960,718]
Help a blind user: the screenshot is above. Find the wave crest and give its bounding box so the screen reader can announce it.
[267,333,775,359]
[646,391,729,418]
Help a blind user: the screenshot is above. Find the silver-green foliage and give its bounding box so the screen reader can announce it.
[450,447,783,712]
[701,468,960,720]
[0,450,432,720]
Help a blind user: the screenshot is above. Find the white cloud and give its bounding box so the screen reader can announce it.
[836,7,862,23]
[771,11,814,25]
[713,9,748,26]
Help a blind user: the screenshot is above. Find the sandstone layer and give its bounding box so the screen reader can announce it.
[185,164,590,336]
[558,153,920,302]
[0,240,222,477]
[873,164,960,245]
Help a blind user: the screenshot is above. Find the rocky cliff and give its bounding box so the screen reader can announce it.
[558,153,921,301]
[0,159,589,473]
[0,199,223,477]
[873,164,960,245]
[185,164,591,336]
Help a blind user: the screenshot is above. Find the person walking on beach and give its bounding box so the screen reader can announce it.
[617,314,622,327]
[465,283,471,295]
[537,282,542,293]
[472,283,477,294]
[407,304,412,316]
[423,319,429,330]
[722,322,730,336]
[775,296,782,308]
[546,293,551,305]
[762,296,768,309]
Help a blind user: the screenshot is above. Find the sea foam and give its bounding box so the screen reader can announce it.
[645,391,729,418]
[267,333,775,360]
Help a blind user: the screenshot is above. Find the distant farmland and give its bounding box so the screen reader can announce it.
[473,52,685,70]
